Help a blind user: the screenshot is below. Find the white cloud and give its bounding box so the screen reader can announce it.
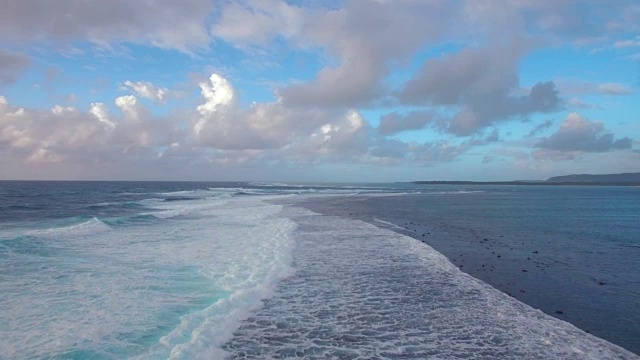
[0,94,182,164]
[535,113,632,156]
[211,0,304,46]
[196,74,235,116]
[121,81,179,103]
[596,83,634,95]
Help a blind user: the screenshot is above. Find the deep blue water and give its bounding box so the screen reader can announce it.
[1,181,638,359]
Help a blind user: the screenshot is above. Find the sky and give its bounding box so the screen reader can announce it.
[0,0,639,182]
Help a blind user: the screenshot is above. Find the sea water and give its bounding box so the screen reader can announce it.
[0,182,295,359]
[0,181,638,359]
[298,185,640,355]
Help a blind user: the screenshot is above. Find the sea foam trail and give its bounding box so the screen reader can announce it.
[222,204,638,359]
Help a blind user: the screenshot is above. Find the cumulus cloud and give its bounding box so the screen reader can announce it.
[535,113,632,153]
[400,45,562,136]
[193,74,278,150]
[0,0,213,50]
[0,95,182,164]
[0,51,30,86]
[192,73,321,150]
[377,111,434,135]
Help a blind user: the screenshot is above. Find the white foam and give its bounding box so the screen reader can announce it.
[0,196,296,359]
[145,198,227,219]
[157,190,196,196]
[26,217,112,238]
[373,217,407,231]
[221,204,639,359]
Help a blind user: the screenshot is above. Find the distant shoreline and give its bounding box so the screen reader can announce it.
[411,181,640,186]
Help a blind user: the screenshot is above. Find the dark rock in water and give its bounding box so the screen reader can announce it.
[556,310,564,315]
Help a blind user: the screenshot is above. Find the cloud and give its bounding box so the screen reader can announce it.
[214,0,458,108]
[399,44,562,136]
[209,0,639,112]
[464,0,640,45]
[613,36,640,49]
[482,155,494,164]
[370,138,410,160]
[0,0,213,50]
[446,81,562,136]
[556,80,634,95]
[567,97,602,109]
[400,44,562,136]
[377,111,434,135]
[535,113,632,153]
[0,95,182,164]
[122,81,180,104]
[0,51,30,86]
[287,110,372,161]
[597,83,634,95]
[211,0,304,46]
[412,141,473,163]
[526,120,554,138]
[401,44,524,106]
[192,73,322,150]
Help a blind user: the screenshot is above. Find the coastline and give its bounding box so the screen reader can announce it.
[411,181,640,186]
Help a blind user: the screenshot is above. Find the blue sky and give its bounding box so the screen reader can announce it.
[0,0,638,181]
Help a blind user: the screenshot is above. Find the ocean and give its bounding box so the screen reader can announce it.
[0,181,638,359]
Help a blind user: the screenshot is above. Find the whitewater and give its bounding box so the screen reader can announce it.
[0,183,637,359]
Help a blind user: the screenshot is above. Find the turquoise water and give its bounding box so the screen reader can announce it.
[0,182,638,359]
